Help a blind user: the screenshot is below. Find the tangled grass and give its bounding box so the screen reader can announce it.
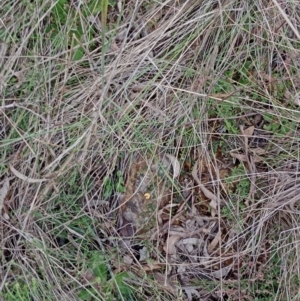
[0,0,300,300]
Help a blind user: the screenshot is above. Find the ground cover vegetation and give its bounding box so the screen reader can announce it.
[0,0,300,300]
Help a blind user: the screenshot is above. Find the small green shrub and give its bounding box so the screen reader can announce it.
[78,251,132,301]
[263,113,296,136]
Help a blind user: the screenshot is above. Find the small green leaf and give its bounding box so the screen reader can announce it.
[103,177,113,197]
[78,288,95,301]
[116,183,126,193]
[72,46,84,61]
[90,251,107,281]
[53,0,68,24]
[114,272,132,296]
[262,113,274,122]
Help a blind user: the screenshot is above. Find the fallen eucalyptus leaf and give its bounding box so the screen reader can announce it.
[10,165,47,183]
[164,235,181,255]
[0,41,7,66]
[208,231,221,254]
[192,161,218,217]
[163,154,180,178]
[178,237,203,253]
[243,125,255,137]
[209,199,217,217]
[123,255,133,265]
[142,262,163,271]
[183,287,201,301]
[251,147,266,155]
[139,246,149,261]
[210,264,232,279]
[0,176,9,214]
[230,151,262,163]
[181,237,202,246]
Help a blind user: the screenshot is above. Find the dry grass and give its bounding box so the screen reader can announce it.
[1,0,300,300]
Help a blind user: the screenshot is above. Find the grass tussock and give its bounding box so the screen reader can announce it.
[1,0,300,300]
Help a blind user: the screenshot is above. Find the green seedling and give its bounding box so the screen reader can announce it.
[103,170,126,198]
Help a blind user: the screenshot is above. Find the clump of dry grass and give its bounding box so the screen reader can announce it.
[0,0,300,300]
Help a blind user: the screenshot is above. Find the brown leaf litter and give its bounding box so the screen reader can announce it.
[117,150,243,298]
[108,108,298,299]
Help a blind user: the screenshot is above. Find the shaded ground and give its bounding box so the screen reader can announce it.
[0,1,300,300]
